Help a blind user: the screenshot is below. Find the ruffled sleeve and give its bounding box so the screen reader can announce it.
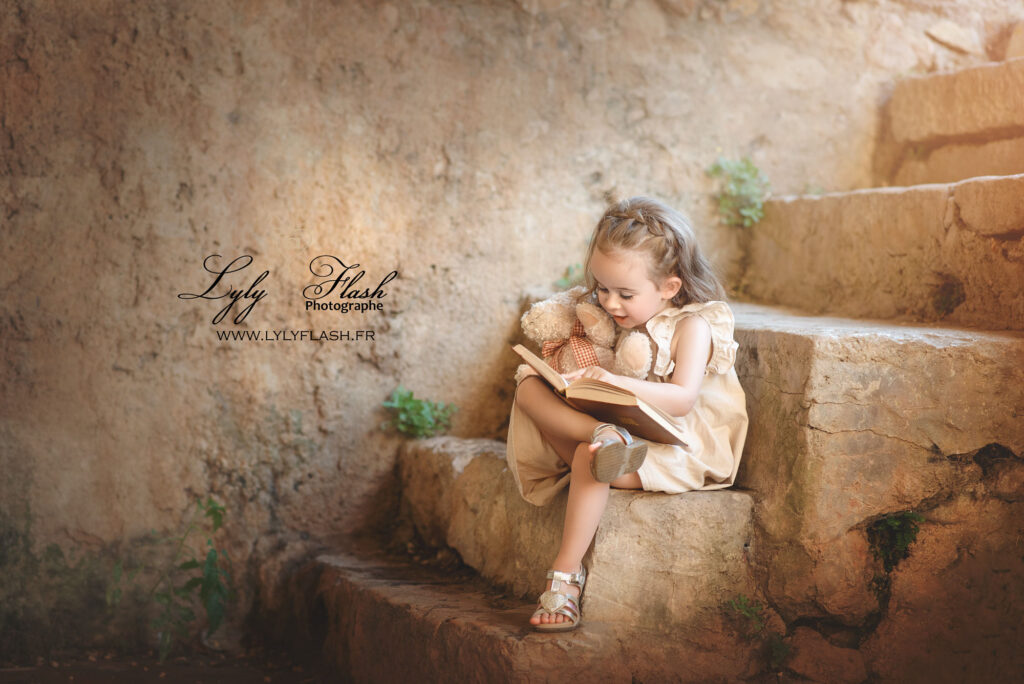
[693,301,738,374]
[645,301,738,377]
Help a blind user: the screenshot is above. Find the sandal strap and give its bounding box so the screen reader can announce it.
[533,593,580,623]
[591,422,633,445]
[554,596,579,622]
[546,566,586,589]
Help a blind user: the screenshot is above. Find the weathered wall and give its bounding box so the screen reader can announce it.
[2,0,1022,655]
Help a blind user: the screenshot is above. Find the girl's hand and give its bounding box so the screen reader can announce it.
[562,365,620,386]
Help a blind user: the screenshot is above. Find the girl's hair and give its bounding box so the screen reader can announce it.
[583,196,726,306]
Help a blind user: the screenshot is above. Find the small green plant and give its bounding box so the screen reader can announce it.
[706,157,771,227]
[107,497,233,662]
[554,263,584,290]
[728,594,766,634]
[727,594,790,669]
[382,385,457,438]
[868,510,924,573]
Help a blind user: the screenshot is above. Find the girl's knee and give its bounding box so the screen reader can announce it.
[570,443,593,474]
[513,375,542,407]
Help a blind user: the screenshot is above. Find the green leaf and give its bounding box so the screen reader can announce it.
[382,386,457,438]
[706,156,770,228]
[203,497,225,532]
[179,559,200,571]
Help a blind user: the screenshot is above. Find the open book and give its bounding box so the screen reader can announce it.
[513,344,688,447]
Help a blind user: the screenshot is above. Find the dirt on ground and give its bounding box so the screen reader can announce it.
[0,650,328,684]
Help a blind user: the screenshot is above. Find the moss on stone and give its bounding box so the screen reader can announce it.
[868,511,924,574]
[0,511,148,662]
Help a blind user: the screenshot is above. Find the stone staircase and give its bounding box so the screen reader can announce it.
[742,173,1024,329]
[302,59,1024,683]
[875,57,1024,186]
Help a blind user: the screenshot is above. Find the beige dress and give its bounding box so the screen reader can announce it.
[506,300,749,506]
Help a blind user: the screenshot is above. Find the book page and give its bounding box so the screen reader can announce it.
[569,378,636,399]
[512,344,568,391]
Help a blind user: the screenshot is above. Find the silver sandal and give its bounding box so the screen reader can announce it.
[590,423,647,483]
[531,566,587,632]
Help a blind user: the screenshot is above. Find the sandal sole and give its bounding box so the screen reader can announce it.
[590,439,647,483]
[533,621,580,632]
[532,606,582,632]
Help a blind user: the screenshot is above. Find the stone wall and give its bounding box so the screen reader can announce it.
[3,0,1023,656]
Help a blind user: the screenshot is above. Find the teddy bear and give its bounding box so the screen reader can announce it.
[514,285,653,385]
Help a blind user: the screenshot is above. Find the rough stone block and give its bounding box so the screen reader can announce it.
[951,172,1024,238]
[585,488,756,632]
[314,549,761,682]
[891,137,1024,185]
[786,627,867,684]
[398,437,507,549]
[734,304,1024,626]
[887,58,1024,143]
[742,174,1024,329]
[860,493,1024,682]
[399,438,761,637]
[1007,22,1024,60]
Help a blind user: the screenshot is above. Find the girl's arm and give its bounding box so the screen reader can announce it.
[562,315,712,417]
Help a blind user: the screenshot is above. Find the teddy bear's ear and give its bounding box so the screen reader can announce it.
[521,293,576,342]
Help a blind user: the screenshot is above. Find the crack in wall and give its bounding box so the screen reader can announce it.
[737,372,810,400]
[804,424,933,454]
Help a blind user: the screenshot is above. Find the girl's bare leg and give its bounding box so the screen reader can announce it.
[531,443,642,626]
[515,377,642,627]
[515,376,602,458]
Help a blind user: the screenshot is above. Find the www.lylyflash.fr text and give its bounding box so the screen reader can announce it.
[214,329,375,342]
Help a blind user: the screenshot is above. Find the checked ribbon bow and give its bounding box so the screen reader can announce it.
[541,319,601,371]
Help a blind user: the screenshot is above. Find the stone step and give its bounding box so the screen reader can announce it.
[313,546,762,682]
[887,58,1024,144]
[733,304,1024,678]
[878,58,1024,184]
[741,173,1024,330]
[398,438,763,642]
[887,137,1024,186]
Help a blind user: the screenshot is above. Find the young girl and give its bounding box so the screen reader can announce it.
[507,196,748,632]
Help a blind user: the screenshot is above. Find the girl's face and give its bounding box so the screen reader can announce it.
[590,248,681,329]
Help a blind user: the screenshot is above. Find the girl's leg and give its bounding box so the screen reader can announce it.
[515,376,603,456]
[515,375,645,482]
[531,444,643,626]
[515,376,644,626]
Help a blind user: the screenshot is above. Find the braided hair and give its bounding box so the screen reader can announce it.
[583,196,726,306]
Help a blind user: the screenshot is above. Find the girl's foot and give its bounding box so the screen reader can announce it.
[592,424,626,448]
[589,423,647,483]
[529,566,585,629]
